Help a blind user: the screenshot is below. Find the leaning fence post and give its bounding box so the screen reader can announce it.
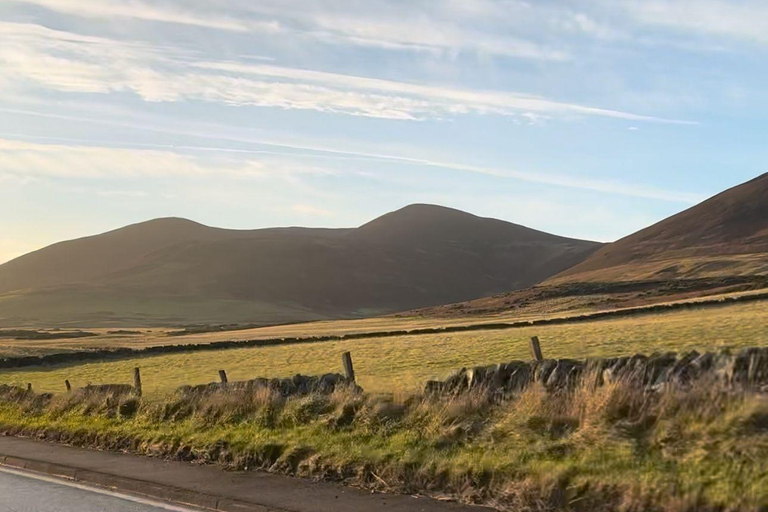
[218,370,228,385]
[748,353,758,388]
[529,336,544,362]
[65,380,72,392]
[133,367,142,397]
[342,352,356,383]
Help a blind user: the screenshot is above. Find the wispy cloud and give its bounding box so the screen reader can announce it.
[614,0,768,45]
[407,158,705,204]
[0,138,269,179]
[197,61,695,124]
[291,204,335,217]
[13,0,277,32]
[292,13,569,60]
[0,21,693,124]
[15,0,568,60]
[0,133,704,204]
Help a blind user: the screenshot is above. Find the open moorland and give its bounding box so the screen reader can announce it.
[1,298,766,396]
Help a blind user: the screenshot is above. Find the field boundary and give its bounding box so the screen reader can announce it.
[2,290,767,370]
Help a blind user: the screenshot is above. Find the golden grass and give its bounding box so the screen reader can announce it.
[1,300,767,397]
[2,287,766,359]
[0,300,600,358]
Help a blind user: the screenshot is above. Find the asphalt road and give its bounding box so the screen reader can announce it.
[0,467,200,512]
[0,436,482,512]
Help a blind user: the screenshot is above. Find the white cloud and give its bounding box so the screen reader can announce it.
[14,0,768,63]
[390,156,705,204]
[0,22,169,96]
[15,0,567,60]
[197,61,691,123]
[603,0,768,45]
[94,189,149,198]
[298,14,569,60]
[291,204,335,217]
[13,0,278,32]
[0,138,272,179]
[0,22,693,123]
[0,132,704,204]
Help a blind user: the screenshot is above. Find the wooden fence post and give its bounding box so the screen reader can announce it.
[65,380,72,392]
[748,354,758,387]
[218,370,228,385]
[133,367,142,397]
[529,336,544,362]
[342,352,356,383]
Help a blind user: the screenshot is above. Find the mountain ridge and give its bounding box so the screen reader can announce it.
[0,204,601,327]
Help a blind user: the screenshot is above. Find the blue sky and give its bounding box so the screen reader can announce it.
[1,0,767,264]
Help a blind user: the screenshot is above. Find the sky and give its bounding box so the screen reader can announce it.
[1,0,767,264]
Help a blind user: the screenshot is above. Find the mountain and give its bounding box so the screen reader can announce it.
[550,172,768,283]
[0,204,601,327]
[406,174,768,320]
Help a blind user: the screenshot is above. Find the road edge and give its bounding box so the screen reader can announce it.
[0,453,283,512]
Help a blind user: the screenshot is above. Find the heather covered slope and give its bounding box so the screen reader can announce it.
[552,172,768,283]
[0,205,600,327]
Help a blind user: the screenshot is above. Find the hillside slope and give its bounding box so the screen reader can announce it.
[551,172,768,283]
[0,204,600,327]
[408,174,768,320]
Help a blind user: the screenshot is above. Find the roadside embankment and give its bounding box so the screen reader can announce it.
[0,356,765,512]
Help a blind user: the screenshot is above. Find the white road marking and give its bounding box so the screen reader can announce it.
[0,465,206,511]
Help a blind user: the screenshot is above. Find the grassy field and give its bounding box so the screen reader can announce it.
[0,305,564,358]
[2,299,766,397]
[1,288,766,359]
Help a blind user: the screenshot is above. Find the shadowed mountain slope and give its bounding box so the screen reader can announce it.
[551,172,768,283]
[0,205,601,327]
[407,174,768,320]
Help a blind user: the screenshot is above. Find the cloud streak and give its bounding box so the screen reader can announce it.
[0,138,268,179]
[197,61,696,124]
[0,22,694,124]
[15,0,568,60]
[291,204,335,217]
[12,0,273,32]
[614,0,768,45]
[0,133,704,204]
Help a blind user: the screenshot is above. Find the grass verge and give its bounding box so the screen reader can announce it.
[0,378,765,511]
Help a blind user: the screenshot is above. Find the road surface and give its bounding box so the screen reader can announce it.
[0,467,200,512]
[0,435,483,512]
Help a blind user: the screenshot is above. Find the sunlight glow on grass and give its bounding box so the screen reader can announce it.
[1,301,766,397]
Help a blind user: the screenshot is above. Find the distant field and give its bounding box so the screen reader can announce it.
[0,310,557,358]
[1,299,766,397]
[2,287,766,359]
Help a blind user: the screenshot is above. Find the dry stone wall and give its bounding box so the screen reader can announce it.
[177,372,360,397]
[425,347,768,396]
